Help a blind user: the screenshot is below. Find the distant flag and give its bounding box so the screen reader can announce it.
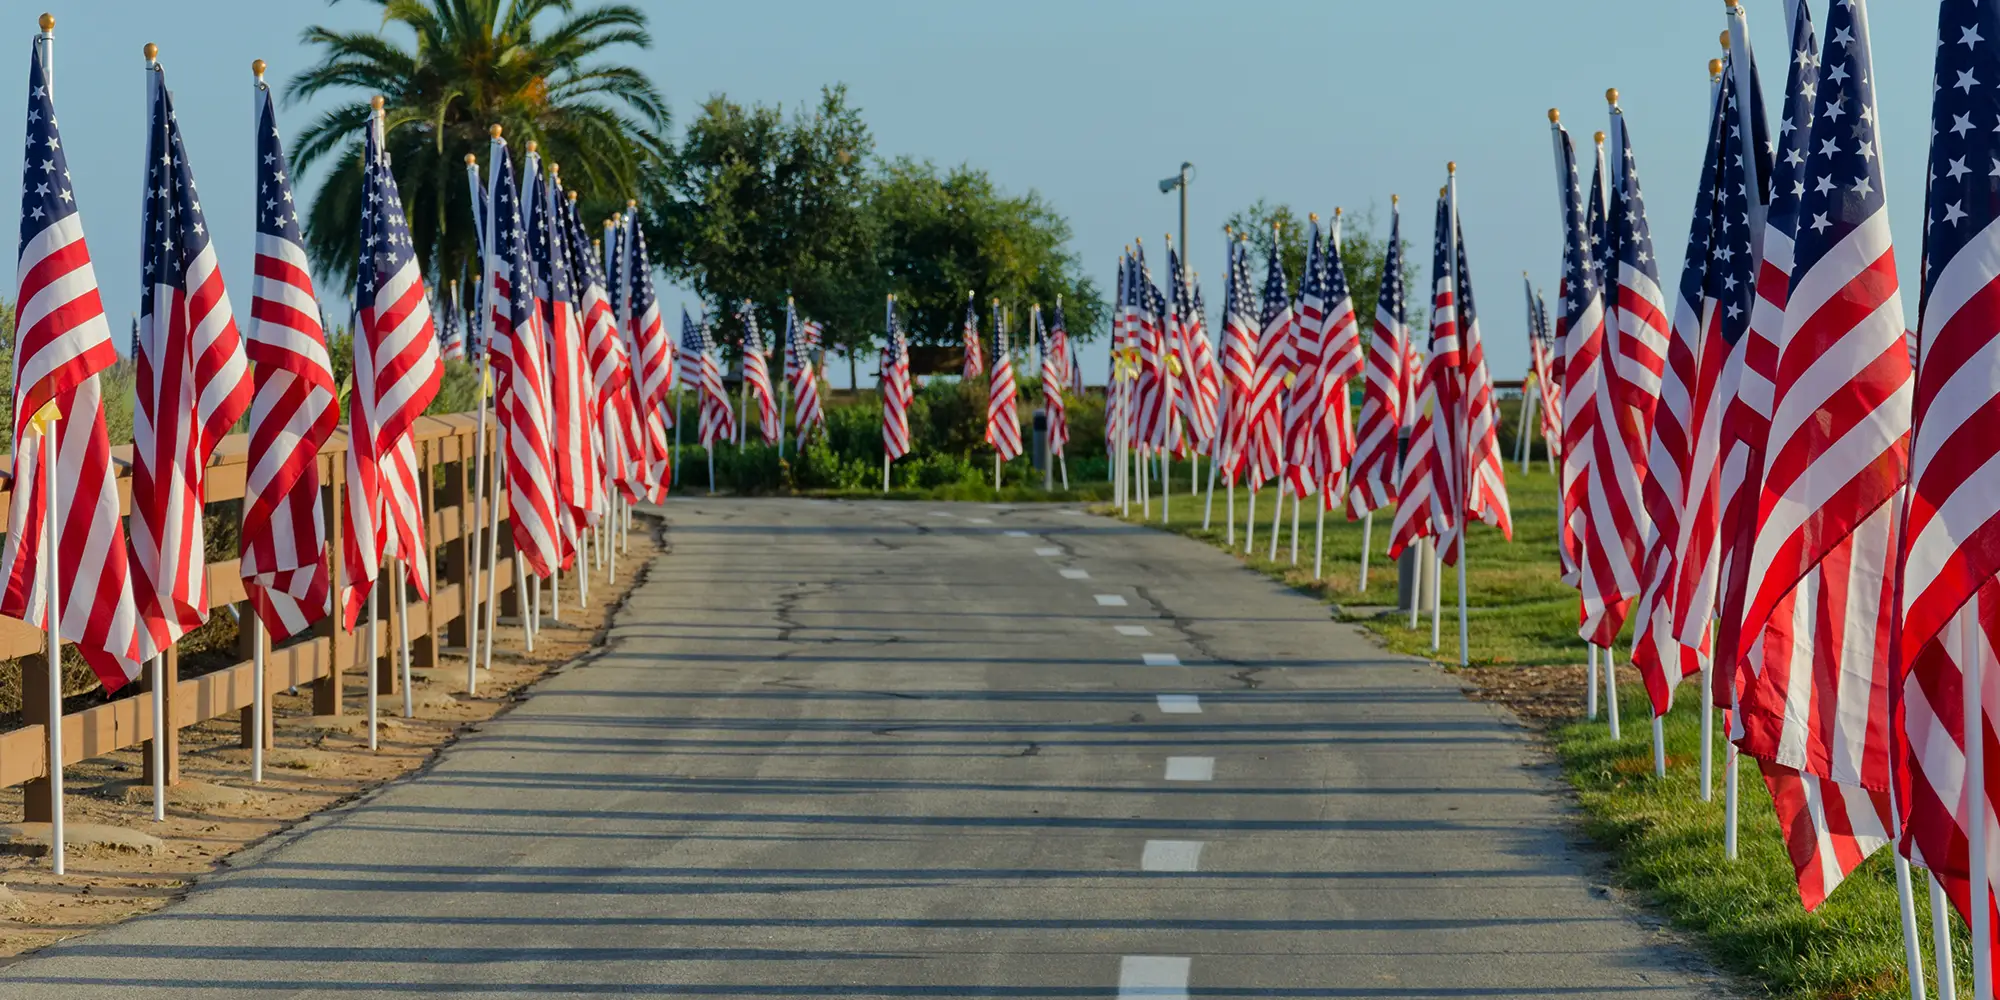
[738,303,779,445]
[477,130,560,588]
[1284,220,1330,501]
[1133,245,1177,453]
[1218,236,1258,485]
[438,280,464,360]
[622,217,673,498]
[1347,200,1406,518]
[1038,304,1068,458]
[1552,118,1608,597]
[1454,214,1510,540]
[530,164,596,546]
[1244,236,1292,490]
[1168,247,1218,453]
[985,300,1023,461]
[341,98,444,625]
[1418,192,1467,563]
[881,298,913,462]
[1389,197,1451,561]
[681,308,734,447]
[241,66,337,639]
[1319,218,1362,497]
[784,299,825,441]
[1530,287,1562,463]
[0,29,143,688]
[131,56,253,658]
[563,193,637,506]
[961,291,983,378]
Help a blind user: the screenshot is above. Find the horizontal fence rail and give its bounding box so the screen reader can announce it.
[0,410,525,819]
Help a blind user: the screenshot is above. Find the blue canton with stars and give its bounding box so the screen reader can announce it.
[1790,0,1887,283]
[141,65,216,322]
[483,143,536,370]
[358,114,419,317]
[1607,114,1659,316]
[1378,208,1405,331]
[1555,126,1602,344]
[1257,239,1288,328]
[1712,60,1767,351]
[527,162,571,318]
[18,39,76,256]
[1922,0,2000,309]
[1767,5,1822,252]
[680,306,709,355]
[252,86,301,249]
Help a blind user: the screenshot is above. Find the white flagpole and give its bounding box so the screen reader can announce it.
[1723,742,1738,858]
[151,651,165,820]
[1516,382,1534,474]
[1357,511,1372,591]
[1699,667,1713,801]
[1313,501,1325,580]
[250,617,265,783]
[1288,492,1300,564]
[1266,481,1283,561]
[465,153,491,697]
[1244,485,1257,552]
[1161,452,1170,523]
[1888,789,1927,1000]
[1202,445,1218,530]
[392,558,413,718]
[1651,714,1666,778]
[1967,598,1991,1000]
[1226,480,1236,547]
[1430,547,1443,651]
[1586,644,1600,720]
[483,419,505,673]
[1602,645,1622,740]
[365,587,379,751]
[35,401,64,873]
[1931,876,1958,1000]
[1447,162,1470,669]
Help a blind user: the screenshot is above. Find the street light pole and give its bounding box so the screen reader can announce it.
[1159,161,1193,266]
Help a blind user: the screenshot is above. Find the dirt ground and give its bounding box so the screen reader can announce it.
[1459,662,1595,728]
[0,520,662,961]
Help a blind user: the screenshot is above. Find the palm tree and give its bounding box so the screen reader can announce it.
[287,0,671,292]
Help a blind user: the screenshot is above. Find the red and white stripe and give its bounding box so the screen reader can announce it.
[882,303,913,463]
[740,307,778,445]
[1218,242,1257,484]
[480,140,560,586]
[1456,238,1510,540]
[986,305,1023,461]
[1346,209,1405,517]
[1244,254,1292,490]
[1760,758,1893,911]
[540,176,597,536]
[789,316,825,440]
[1040,307,1069,457]
[241,93,336,639]
[1284,229,1329,500]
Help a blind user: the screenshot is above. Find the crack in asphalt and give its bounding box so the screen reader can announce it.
[1130,583,1238,667]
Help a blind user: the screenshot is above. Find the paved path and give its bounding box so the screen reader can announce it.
[0,498,1723,998]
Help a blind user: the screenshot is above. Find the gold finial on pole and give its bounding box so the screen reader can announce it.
[1605,87,1619,107]
[38,13,54,31]
[1720,30,1732,51]
[1334,206,1343,219]
[1594,131,1606,145]
[568,190,578,202]
[524,140,537,153]
[144,42,157,62]
[1710,58,1724,79]
[490,124,503,139]
[1308,212,1318,223]
[464,153,476,165]
[1447,161,1457,174]
[371,95,385,111]
[1391,194,1399,206]
[252,59,266,78]
[627,199,638,209]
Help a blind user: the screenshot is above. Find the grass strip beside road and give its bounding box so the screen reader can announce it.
[1110,464,1970,1000]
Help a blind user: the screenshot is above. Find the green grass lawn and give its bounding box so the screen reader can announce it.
[1110,461,1972,1000]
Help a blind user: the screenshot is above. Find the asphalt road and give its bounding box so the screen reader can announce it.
[0,497,1725,998]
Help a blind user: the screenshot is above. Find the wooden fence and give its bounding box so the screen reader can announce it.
[0,411,521,821]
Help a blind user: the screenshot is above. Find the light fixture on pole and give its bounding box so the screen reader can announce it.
[1158,163,1194,262]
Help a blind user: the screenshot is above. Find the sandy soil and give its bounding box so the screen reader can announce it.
[0,520,662,961]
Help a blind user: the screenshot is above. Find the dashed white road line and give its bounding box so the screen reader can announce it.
[968,518,995,525]
[1118,956,1190,999]
[1164,757,1214,781]
[1115,625,1153,637]
[1156,695,1202,714]
[1095,594,1128,607]
[1060,568,1091,580]
[1141,840,1204,872]
[1034,547,1062,556]
[1141,653,1181,667]
[1003,530,1030,538]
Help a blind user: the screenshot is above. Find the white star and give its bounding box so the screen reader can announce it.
[1959,69,1981,93]
[1852,175,1874,198]
[1945,202,1969,226]
[1954,112,1977,138]
[1810,212,1831,233]
[1949,156,1971,181]
[1965,24,1987,49]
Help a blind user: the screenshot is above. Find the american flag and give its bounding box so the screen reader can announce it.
[530,163,596,544]
[1168,248,1218,454]
[1424,193,1468,563]
[622,218,673,499]
[0,31,142,689]
[1390,197,1453,561]
[961,290,983,379]
[438,281,464,360]
[131,60,253,658]
[1245,237,1292,490]
[1553,122,1607,597]
[1320,220,1363,488]
[681,308,734,447]
[1725,0,1905,911]
[738,303,779,445]
[784,298,825,441]
[1630,69,1731,718]
[479,134,560,585]
[563,193,635,505]
[1285,221,1331,501]
[1187,282,1220,448]
[1528,286,1562,463]
[1573,104,1662,646]
[1133,246,1177,453]
[1453,217,1510,541]
[985,300,1023,461]
[1347,201,1406,517]
[342,101,443,626]
[1041,302,1069,457]
[1218,237,1258,485]
[881,298,913,462]
[1900,0,2000,941]
[241,75,337,639]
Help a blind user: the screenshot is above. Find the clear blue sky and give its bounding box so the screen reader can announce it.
[0,1,1942,388]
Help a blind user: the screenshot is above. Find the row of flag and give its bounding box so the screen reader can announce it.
[1532,2,2000,989]
[664,297,828,455]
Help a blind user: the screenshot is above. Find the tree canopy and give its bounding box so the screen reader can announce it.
[289,0,672,291]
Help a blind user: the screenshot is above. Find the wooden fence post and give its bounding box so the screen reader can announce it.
[414,436,439,669]
[21,656,51,822]
[444,425,471,650]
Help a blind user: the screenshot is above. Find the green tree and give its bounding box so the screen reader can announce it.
[288,0,672,289]
[650,85,877,360]
[868,157,1104,355]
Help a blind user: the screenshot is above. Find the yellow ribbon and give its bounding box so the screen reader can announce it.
[26,399,59,434]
